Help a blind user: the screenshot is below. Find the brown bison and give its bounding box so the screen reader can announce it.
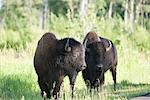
[82,31,117,91]
[34,32,86,99]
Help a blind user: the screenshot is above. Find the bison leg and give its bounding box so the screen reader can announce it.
[85,80,91,91]
[99,75,105,91]
[98,69,105,91]
[101,74,105,84]
[110,67,116,91]
[53,76,64,99]
[94,79,100,92]
[38,79,51,98]
[68,71,77,98]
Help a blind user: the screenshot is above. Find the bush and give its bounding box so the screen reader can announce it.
[0,28,33,51]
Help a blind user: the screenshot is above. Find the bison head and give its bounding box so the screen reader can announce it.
[56,38,86,72]
[85,42,105,69]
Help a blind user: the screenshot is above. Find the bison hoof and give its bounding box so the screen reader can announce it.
[85,80,90,86]
[53,92,60,100]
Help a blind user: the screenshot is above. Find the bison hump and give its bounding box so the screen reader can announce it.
[83,31,100,45]
[36,32,57,56]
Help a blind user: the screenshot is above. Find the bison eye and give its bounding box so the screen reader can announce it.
[85,51,89,55]
[73,53,78,57]
[86,48,90,52]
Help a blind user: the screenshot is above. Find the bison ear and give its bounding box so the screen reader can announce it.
[106,40,112,52]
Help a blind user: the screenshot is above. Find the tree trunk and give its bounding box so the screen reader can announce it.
[42,0,48,30]
[80,0,89,20]
[28,0,32,26]
[130,0,135,30]
[108,1,114,19]
[140,0,144,26]
[135,0,140,23]
[124,0,130,25]
[80,0,89,36]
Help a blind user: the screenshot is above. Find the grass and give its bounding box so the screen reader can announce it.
[0,42,150,100]
[0,25,150,99]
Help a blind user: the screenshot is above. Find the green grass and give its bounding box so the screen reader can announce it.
[0,46,150,100]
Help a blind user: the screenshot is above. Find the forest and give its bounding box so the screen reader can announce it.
[0,0,150,99]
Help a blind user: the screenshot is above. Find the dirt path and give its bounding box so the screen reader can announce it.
[130,93,150,100]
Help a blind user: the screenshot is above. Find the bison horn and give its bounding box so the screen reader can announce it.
[106,40,112,51]
[83,39,90,52]
[97,37,101,42]
[83,39,88,48]
[65,39,71,52]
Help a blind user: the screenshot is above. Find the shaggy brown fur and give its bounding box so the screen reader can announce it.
[34,32,86,99]
[82,31,117,91]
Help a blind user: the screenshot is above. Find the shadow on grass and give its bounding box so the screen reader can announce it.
[104,80,150,99]
[72,80,150,100]
[0,74,42,100]
[106,80,150,90]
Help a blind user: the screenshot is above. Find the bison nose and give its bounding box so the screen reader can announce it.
[81,65,86,71]
[96,79,100,83]
[97,64,103,68]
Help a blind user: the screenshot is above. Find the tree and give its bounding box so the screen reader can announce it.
[130,0,136,30]
[108,0,115,18]
[124,0,130,26]
[80,0,89,20]
[41,0,48,30]
[124,0,136,31]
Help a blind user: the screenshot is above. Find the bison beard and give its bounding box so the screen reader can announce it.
[34,32,86,99]
[82,31,117,91]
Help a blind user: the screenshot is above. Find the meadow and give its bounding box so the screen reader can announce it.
[0,30,150,100]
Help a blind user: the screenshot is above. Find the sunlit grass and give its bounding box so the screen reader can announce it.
[0,45,150,100]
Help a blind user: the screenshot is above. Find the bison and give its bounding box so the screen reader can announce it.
[34,32,86,99]
[82,31,117,91]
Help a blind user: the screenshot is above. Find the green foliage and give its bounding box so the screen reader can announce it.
[48,0,69,16]
[0,0,42,50]
[0,0,149,51]
[130,26,150,51]
[0,29,33,50]
[49,12,84,41]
